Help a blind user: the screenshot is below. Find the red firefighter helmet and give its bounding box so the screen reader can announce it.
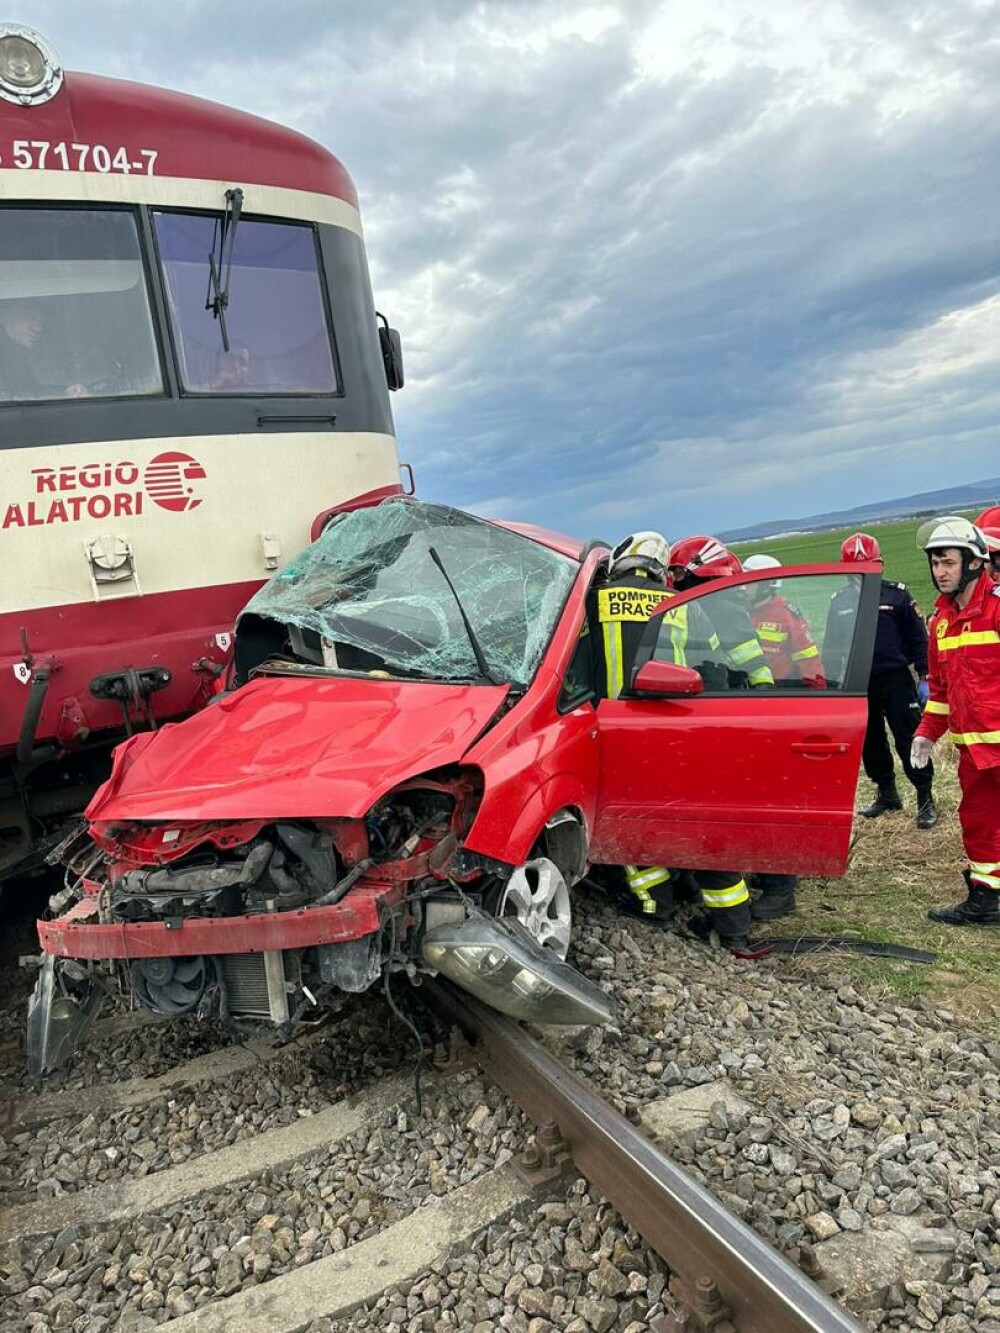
[840,532,881,563]
[975,507,1000,555]
[669,535,743,581]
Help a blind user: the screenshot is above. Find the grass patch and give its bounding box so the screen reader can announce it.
[757,743,1000,1025]
[731,511,981,611]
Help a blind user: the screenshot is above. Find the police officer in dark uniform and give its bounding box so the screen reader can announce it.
[827,533,936,829]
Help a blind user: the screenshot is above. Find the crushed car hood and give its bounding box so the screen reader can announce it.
[88,676,509,822]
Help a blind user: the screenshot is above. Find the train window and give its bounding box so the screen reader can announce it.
[0,208,163,405]
[153,212,338,396]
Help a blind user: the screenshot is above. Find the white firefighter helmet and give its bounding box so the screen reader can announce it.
[743,553,782,573]
[607,531,670,581]
[743,552,782,596]
[917,515,990,560]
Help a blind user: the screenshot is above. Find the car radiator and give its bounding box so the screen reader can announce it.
[220,951,300,1022]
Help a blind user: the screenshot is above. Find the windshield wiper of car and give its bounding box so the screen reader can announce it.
[427,546,504,686]
[205,187,244,352]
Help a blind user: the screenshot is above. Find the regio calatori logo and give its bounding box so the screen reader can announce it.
[2,451,207,529]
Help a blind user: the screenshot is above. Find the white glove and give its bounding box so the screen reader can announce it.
[910,736,935,769]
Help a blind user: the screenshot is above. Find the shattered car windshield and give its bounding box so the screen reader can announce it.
[238,500,578,687]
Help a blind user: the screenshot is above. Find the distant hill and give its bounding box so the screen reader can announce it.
[722,477,1000,543]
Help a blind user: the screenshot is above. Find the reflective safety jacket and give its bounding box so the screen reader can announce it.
[916,572,1000,771]
[700,595,775,689]
[587,570,670,699]
[750,594,826,687]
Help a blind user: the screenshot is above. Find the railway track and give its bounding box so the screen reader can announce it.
[0,962,870,1333]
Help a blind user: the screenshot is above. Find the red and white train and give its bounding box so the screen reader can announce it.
[0,24,405,882]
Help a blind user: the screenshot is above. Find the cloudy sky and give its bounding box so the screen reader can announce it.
[20,0,1000,540]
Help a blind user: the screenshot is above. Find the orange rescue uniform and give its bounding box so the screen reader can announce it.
[750,594,826,688]
[916,571,1000,890]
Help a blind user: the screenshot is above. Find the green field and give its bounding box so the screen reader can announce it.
[731,512,977,611]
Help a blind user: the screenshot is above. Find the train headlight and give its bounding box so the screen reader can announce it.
[0,25,63,106]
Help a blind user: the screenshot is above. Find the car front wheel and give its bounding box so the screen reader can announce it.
[491,856,572,960]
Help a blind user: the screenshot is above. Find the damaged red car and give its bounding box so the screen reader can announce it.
[29,499,880,1071]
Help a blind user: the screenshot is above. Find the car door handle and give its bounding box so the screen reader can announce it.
[791,740,848,757]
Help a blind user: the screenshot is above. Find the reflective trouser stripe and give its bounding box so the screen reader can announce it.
[625,865,672,890]
[791,645,820,661]
[700,878,750,908]
[924,700,949,715]
[950,730,1000,745]
[970,862,1000,889]
[602,622,624,699]
[749,665,775,686]
[625,864,670,914]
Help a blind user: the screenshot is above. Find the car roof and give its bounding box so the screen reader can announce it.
[490,519,591,561]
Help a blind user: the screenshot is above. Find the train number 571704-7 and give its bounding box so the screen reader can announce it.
[3,140,158,174]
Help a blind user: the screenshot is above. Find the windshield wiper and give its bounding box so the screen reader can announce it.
[427,546,504,686]
[205,187,244,351]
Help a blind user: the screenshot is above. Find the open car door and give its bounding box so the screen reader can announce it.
[589,563,881,876]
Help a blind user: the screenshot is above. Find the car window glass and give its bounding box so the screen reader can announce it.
[652,575,862,691]
[0,207,162,404]
[154,212,337,395]
[559,623,595,708]
[238,500,578,687]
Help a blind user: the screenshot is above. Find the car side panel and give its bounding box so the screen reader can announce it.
[590,693,868,875]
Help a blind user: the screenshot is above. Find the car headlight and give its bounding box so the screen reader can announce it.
[422,912,615,1026]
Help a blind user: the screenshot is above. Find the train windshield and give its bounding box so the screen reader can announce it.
[154,213,338,396]
[0,208,162,405]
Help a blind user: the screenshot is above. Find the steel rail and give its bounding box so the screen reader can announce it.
[425,981,866,1333]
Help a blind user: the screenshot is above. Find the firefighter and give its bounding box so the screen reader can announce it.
[587,531,676,924]
[588,534,759,952]
[668,537,775,688]
[912,518,1000,925]
[588,530,672,700]
[828,533,936,829]
[743,553,826,688]
[975,507,1000,577]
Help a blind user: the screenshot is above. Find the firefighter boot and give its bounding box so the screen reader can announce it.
[859,781,903,819]
[915,790,938,830]
[928,871,1000,927]
[750,875,797,921]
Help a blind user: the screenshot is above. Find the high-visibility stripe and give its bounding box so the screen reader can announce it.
[664,608,689,667]
[757,629,789,643]
[602,622,623,699]
[625,865,672,890]
[969,862,1000,889]
[948,730,1000,746]
[749,665,775,686]
[700,879,749,908]
[938,630,1000,651]
[924,700,949,715]
[729,639,762,666]
[791,645,820,662]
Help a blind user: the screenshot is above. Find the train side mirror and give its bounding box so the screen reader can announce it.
[377,313,404,391]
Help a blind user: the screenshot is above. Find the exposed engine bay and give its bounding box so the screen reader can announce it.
[29,776,612,1074]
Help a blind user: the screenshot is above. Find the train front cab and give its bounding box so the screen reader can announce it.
[0,24,405,880]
